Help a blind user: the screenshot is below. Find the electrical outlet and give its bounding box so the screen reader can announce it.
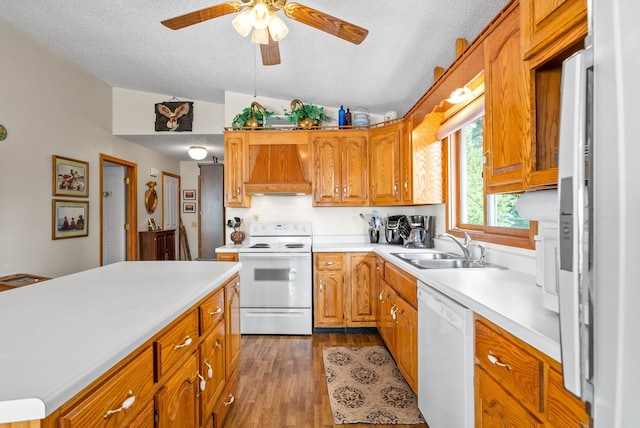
[253,215,259,222]
[191,221,197,228]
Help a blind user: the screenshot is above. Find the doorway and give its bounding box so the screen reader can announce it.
[100,154,138,265]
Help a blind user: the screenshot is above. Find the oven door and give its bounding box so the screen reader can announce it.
[239,252,312,308]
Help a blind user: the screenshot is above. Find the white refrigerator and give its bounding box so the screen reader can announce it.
[568,0,640,426]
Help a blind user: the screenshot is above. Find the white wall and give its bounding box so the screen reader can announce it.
[113,87,225,135]
[0,17,179,278]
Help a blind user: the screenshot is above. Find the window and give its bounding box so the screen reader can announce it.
[441,83,534,248]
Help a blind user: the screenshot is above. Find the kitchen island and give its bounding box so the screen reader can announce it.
[0,260,241,425]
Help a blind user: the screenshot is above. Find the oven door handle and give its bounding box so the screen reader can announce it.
[238,253,311,259]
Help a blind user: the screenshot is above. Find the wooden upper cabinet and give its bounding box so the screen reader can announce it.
[369,124,401,205]
[405,114,444,205]
[523,0,586,190]
[223,134,249,207]
[483,2,529,194]
[521,0,588,61]
[312,131,367,206]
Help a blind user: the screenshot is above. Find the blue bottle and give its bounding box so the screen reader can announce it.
[338,105,346,127]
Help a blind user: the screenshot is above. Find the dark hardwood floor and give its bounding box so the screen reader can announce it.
[222,332,428,428]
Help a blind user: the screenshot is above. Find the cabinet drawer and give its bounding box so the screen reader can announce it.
[155,309,199,380]
[216,253,238,262]
[475,319,543,411]
[314,253,344,270]
[384,262,417,308]
[212,368,238,428]
[200,287,225,335]
[476,367,544,427]
[60,347,155,428]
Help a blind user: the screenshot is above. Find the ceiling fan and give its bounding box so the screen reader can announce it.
[161,0,369,66]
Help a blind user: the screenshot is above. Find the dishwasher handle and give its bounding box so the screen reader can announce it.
[418,288,468,334]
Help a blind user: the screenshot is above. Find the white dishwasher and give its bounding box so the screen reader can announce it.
[417,280,474,428]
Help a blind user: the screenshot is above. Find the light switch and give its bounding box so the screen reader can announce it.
[191,221,197,228]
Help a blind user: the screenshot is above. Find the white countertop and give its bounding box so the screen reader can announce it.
[313,242,561,362]
[0,261,241,424]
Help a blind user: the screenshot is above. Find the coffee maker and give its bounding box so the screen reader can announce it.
[385,215,409,245]
[405,215,436,248]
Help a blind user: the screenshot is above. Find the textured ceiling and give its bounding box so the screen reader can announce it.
[1,0,507,160]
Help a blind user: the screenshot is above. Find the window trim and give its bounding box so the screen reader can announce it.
[444,109,536,250]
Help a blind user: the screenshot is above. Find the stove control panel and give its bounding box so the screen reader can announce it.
[249,221,311,237]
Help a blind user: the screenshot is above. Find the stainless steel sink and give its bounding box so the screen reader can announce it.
[391,252,461,261]
[391,252,505,270]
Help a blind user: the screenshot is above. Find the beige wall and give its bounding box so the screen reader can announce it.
[0,17,179,278]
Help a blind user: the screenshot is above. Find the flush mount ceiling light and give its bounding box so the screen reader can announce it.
[188,146,208,160]
[446,86,473,104]
[162,0,368,66]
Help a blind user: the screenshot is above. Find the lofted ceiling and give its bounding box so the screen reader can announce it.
[0,0,508,161]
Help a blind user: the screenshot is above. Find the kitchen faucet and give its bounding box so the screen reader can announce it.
[438,227,472,260]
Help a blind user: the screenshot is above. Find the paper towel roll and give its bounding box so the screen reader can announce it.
[515,190,558,222]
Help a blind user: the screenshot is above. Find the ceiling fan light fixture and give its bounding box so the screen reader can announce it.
[188,145,208,160]
[251,27,270,45]
[232,9,254,37]
[268,13,288,41]
[251,2,271,30]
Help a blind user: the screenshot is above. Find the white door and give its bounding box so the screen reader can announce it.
[102,164,126,265]
[163,174,179,256]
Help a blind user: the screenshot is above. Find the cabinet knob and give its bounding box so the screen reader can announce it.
[224,395,236,407]
[204,359,213,378]
[334,186,339,195]
[391,304,398,320]
[487,350,512,370]
[319,281,323,292]
[343,185,347,195]
[208,307,223,317]
[197,372,206,391]
[103,390,135,419]
[379,291,384,301]
[173,335,193,351]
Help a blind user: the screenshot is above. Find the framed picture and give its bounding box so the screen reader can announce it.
[148,217,160,231]
[53,155,89,197]
[155,101,193,132]
[52,200,89,239]
[182,189,196,200]
[183,202,196,213]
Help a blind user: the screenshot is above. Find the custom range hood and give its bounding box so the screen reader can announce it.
[244,142,311,195]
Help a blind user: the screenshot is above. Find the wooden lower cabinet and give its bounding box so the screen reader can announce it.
[376,258,418,393]
[139,230,176,261]
[476,367,544,428]
[155,352,200,428]
[37,274,241,428]
[313,252,377,328]
[474,315,589,427]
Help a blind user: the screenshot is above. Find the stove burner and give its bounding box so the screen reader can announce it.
[250,243,270,249]
[285,243,305,249]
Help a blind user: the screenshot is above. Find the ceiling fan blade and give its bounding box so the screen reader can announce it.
[283,3,368,44]
[161,2,243,30]
[260,32,281,66]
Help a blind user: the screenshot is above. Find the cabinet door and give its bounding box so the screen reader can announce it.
[369,125,401,205]
[200,321,226,424]
[521,0,587,60]
[341,135,368,205]
[476,367,543,428]
[312,135,342,205]
[395,297,418,393]
[155,352,199,428]
[545,367,589,428]
[314,269,344,327]
[378,279,396,355]
[224,135,247,207]
[348,254,377,324]
[484,3,529,193]
[225,278,241,375]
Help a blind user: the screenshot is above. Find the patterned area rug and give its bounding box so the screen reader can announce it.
[323,346,425,425]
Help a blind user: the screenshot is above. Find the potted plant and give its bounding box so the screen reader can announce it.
[232,102,274,129]
[284,99,330,128]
